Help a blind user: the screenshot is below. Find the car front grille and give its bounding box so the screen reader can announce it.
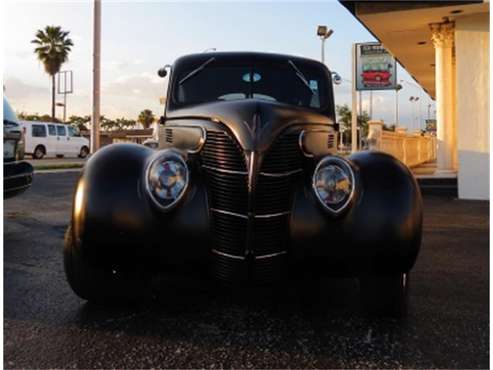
[201,128,303,284]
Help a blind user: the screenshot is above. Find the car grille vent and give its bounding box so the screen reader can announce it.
[201,129,303,284]
[260,131,303,173]
[328,133,335,149]
[165,128,173,143]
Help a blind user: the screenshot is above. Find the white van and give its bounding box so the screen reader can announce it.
[20,121,90,159]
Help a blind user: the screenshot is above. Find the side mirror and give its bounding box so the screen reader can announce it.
[157,68,168,78]
[159,116,165,125]
[331,72,342,85]
[157,64,172,78]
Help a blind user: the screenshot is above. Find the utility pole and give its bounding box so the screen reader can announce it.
[91,0,101,153]
[351,44,358,153]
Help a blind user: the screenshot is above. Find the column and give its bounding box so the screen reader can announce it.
[430,21,457,171]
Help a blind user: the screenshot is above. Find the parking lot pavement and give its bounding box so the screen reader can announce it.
[4,172,489,369]
[25,157,87,166]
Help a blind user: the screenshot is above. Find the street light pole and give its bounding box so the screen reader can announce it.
[351,43,358,153]
[91,0,101,153]
[317,25,333,65]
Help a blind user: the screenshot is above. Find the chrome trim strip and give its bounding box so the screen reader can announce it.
[259,168,303,177]
[211,249,246,260]
[255,251,287,259]
[202,165,248,175]
[298,128,336,158]
[210,208,249,219]
[4,184,31,193]
[255,211,291,219]
[5,173,33,180]
[210,208,290,219]
[187,126,207,154]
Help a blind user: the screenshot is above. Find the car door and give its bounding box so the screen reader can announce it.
[31,124,47,155]
[47,124,58,156]
[56,125,68,155]
[67,126,80,156]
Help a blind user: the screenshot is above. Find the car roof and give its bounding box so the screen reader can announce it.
[19,120,68,125]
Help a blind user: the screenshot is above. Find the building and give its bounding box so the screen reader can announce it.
[341,0,489,199]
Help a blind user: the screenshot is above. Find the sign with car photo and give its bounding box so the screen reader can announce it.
[355,42,397,91]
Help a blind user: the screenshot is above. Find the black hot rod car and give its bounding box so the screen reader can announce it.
[64,52,422,316]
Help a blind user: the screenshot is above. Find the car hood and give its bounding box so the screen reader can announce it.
[165,99,333,152]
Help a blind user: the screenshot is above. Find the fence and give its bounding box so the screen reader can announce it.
[367,120,437,168]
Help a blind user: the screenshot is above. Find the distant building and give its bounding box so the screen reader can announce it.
[341,0,489,200]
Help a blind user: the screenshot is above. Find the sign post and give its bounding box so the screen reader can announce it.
[57,70,73,122]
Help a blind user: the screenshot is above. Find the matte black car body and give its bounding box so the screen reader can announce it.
[65,52,422,314]
[4,97,33,198]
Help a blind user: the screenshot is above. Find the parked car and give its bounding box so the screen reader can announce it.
[3,97,33,198]
[142,138,159,149]
[20,120,90,159]
[64,52,422,316]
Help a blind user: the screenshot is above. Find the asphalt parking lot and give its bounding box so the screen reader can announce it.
[4,172,489,369]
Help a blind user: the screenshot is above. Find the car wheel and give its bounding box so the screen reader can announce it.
[79,146,89,158]
[359,273,409,318]
[64,225,152,303]
[33,145,45,159]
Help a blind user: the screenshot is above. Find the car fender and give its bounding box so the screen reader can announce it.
[70,143,210,266]
[291,151,422,273]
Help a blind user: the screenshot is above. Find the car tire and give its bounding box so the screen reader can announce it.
[79,146,89,159]
[359,273,409,318]
[64,225,152,303]
[33,145,45,159]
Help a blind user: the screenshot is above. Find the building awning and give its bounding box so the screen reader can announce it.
[340,1,489,99]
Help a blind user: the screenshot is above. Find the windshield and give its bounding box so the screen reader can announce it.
[3,97,19,126]
[173,61,329,111]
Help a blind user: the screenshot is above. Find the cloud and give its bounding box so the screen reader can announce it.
[103,73,166,98]
[4,77,49,100]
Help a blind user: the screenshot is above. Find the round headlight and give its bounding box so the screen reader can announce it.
[145,150,189,211]
[312,156,355,215]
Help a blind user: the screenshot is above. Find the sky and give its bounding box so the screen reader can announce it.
[3,0,435,130]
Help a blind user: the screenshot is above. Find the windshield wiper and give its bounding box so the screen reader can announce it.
[179,57,216,85]
[288,60,314,95]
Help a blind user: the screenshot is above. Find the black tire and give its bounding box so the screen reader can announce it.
[79,146,89,158]
[63,225,152,303]
[359,273,409,318]
[33,145,45,159]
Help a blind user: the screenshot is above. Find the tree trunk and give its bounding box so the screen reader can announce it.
[51,74,56,121]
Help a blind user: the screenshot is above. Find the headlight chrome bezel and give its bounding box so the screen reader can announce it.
[312,156,356,215]
[145,149,190,212]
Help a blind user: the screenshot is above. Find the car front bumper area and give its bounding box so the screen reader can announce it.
[4,161,34,198]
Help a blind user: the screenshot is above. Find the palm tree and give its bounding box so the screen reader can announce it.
[31,26,73,121]
[138,109,155,129]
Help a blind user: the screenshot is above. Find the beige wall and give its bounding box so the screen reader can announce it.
[455,13,490,200]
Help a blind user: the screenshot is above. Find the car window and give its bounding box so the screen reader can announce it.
[32,124,47,137]
[48,124,57,136]
[3,97,19,126]
[57,125,67,136]
[174,62,328,111]
[67,126,80,137]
